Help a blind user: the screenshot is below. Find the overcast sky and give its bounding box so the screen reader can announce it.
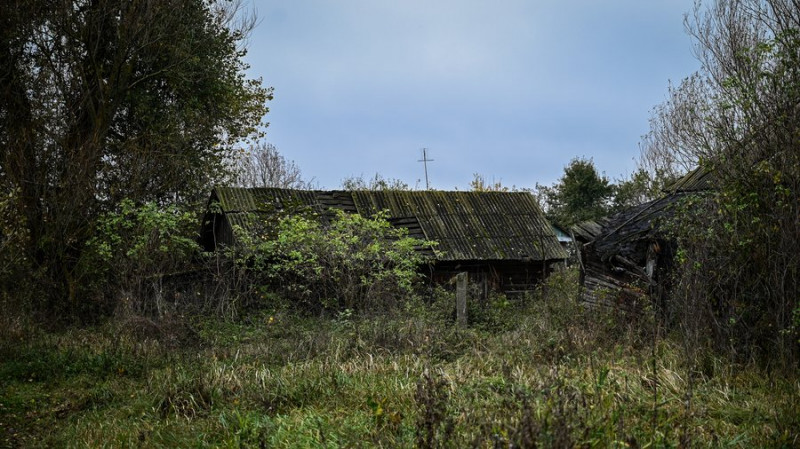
[243,0,700,190]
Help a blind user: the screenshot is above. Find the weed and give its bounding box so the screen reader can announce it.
[1,282,798,447]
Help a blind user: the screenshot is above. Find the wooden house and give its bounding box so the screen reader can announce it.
[200,187,567,293]
[575,167,714,310]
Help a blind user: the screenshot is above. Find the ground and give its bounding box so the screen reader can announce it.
[1,272,798,447]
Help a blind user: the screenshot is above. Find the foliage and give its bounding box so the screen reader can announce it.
[0,189,34,333]
[234,142,313,189]
[250,210,433,314]
[340,173,411,191]
[642,0,800,367]
[468,173,534,193]
[469,173,509,192]
[2,279,798,447]
[668,184,800,366]
[610,168,673,212]
[0,0,270,319]
[0,189,29,280]
[82,199,201,317]
[537,157,614,226]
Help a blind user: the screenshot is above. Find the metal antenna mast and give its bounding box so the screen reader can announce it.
[418,148,434,189]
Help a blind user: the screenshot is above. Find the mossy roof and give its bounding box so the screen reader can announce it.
[665,166,715,193]
[208,187,567,262]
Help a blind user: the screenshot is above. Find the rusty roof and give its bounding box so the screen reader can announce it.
[208,187,566,262]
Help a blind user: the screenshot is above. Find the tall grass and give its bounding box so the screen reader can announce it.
[1,270,797,447]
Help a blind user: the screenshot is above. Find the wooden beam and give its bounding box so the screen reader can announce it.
[456,272,468,326]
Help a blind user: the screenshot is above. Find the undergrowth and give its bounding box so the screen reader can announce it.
[1,270,797,447]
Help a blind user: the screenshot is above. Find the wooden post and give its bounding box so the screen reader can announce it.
[456,272,468,326]
[480,272,488,306]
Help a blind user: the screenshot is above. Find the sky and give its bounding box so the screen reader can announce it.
[243,0,701,190]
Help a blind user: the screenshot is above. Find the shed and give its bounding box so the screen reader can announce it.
[200,187,567,293]
[577,166,714,310]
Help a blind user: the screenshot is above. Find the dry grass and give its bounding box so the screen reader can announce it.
[1,271,798,447]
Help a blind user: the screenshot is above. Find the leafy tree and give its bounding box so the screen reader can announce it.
[235,142,312,189]
[538,158,613,227]
[470,173,509,192]
[610,168,674,212]
[0,189,30,309]
[0,0,270,319]
[642,0,800,365]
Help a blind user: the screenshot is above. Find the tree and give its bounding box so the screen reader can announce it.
[0,0,270,318]
[609,168,673,212]
[235,142,312,189]
[641,0,800,365]
[340,174,411,191]
[538,158,613,227]
[469,173,511,192]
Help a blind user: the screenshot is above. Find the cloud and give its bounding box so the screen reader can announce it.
[247,0,700,189]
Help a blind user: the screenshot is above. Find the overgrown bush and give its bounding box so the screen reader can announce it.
[0,189,34,336]
[249,209,433,314]
[81,199,201,318]
[639,0,800,369]
[3,269,798,447]
[668,188,800,368]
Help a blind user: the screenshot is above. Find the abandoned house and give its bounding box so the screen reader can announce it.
[199,187,567,294]
[574,167,713,310]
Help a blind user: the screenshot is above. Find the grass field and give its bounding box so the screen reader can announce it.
[1,272,798,448]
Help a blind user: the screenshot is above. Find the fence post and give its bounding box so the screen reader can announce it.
[456,272,468,326]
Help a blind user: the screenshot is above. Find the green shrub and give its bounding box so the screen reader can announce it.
[252,210,434,314]
[82,199,200,317]
[0,189,36,335]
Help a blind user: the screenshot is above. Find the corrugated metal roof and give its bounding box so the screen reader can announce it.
[208,188,567,262]
[210,187,326,243]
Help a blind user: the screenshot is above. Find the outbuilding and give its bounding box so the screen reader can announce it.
[200,187,567,294]
[574,166,714,311]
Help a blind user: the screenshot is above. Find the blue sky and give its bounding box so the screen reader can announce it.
[243,0,700,190]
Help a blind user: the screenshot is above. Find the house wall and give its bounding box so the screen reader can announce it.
[199,213,234,251]
[580,238,675,313]
[430,260,553,298]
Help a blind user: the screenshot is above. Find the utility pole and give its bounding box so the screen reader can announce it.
[418,148,434,189]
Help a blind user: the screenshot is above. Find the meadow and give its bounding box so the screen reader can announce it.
[1,271,797,448]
